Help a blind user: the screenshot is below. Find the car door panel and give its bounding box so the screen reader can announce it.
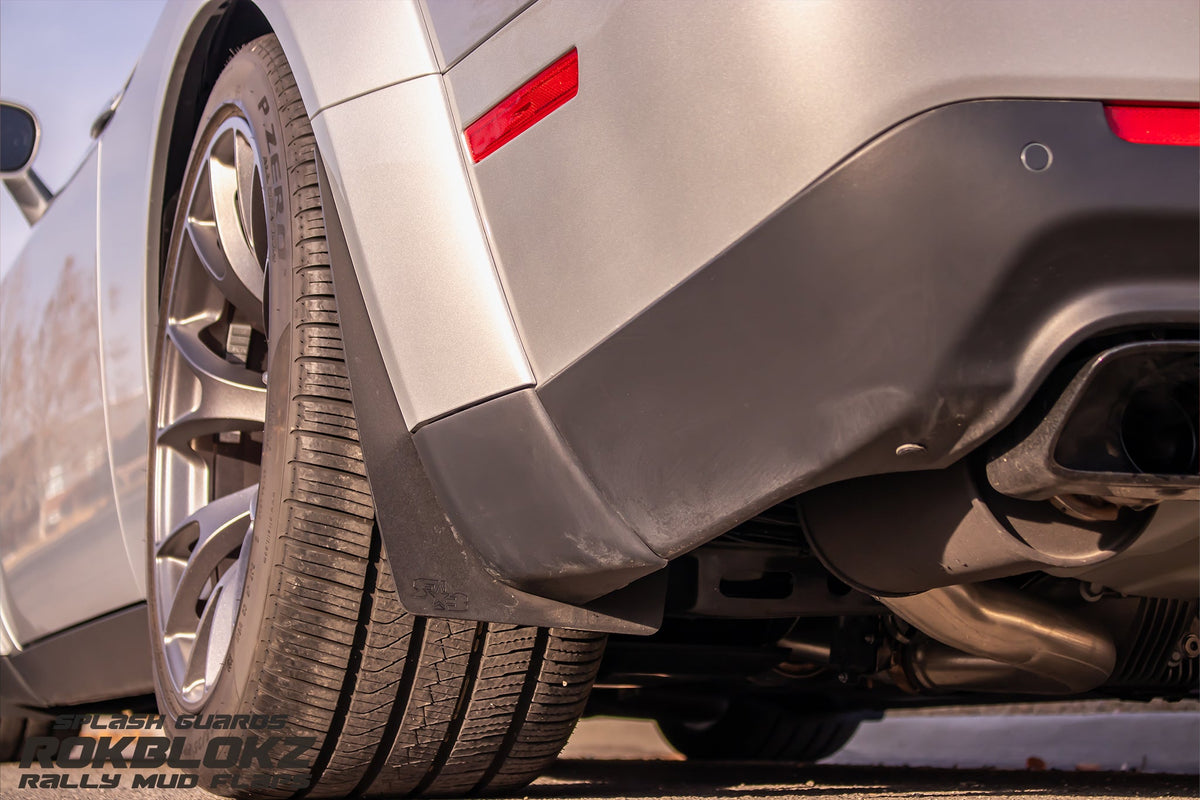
[0,149,142,644]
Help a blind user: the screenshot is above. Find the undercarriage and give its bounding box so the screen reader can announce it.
[592,335,1198,757]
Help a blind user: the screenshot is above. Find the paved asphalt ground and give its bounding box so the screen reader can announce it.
[3,706,1197,799]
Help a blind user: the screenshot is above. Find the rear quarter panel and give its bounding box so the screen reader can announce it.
[446,0,1200,382]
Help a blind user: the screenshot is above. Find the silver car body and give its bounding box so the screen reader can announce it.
[1,0,1197,650]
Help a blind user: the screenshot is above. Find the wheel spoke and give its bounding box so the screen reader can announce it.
[181,561,243,700]
[185,127,265,329]
[157,316,265,450]
[159,485,256,638]
[210,139,266,297]
[233,129,261,260]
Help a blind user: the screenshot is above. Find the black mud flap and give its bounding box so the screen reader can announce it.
[315,156,664,635]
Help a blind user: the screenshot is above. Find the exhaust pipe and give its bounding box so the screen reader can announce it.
[878,582,1116,695]
[1120,385,1197,476]
[986,340,1198,505]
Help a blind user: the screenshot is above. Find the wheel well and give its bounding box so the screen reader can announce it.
[156,0,271,292]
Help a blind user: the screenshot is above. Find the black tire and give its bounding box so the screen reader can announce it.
[147,35,604,798]
[657,698,859,762]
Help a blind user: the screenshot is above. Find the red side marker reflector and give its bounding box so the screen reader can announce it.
[465,48,579,162]
[1104,104,1199,146]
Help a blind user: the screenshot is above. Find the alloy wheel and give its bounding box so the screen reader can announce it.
[152,115,270,709]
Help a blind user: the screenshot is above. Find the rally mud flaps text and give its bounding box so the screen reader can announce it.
[16,714,315,791]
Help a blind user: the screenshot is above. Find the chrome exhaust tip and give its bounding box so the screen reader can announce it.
[987,340,1199,506]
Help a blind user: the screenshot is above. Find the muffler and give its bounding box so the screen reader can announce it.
[879,582,1116,695]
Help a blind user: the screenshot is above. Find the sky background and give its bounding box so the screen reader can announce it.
[0,0,166,277]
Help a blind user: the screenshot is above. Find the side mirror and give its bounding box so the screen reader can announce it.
[1,102,39,173]
[1,100,52,224]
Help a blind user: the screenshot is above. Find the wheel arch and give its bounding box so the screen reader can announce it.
[151,0,271,301]
[147,0,440,355]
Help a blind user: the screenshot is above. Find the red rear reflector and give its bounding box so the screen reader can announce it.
[465,48,579,162]
[1104,104,1199,146]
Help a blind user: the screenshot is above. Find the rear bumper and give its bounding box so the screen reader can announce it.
[414,99,1199,605]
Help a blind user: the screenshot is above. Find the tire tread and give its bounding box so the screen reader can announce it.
[183,34,605,800]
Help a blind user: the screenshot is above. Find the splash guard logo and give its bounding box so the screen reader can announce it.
[15,714,316,791]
